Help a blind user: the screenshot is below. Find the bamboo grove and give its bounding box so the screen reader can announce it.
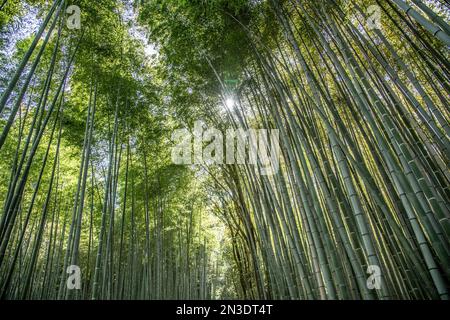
[0,0,449,300]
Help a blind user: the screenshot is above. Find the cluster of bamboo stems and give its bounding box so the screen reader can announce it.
[0,0,213,299]
[0,0,448,300]
[209,0,449,299]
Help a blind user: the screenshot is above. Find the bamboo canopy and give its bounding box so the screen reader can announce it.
[0,0,448,300]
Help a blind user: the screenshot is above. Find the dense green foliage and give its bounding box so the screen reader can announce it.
[0,0,449,300]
